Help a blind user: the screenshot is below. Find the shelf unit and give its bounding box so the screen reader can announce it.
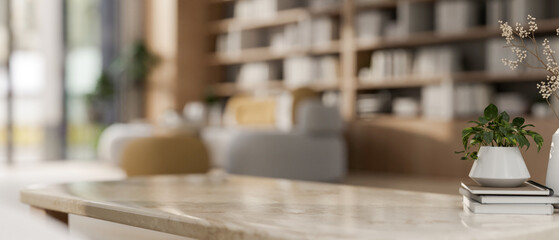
[209,41,340,65]
[207,0,559,121]
[208,0,344,103]
[357,72,548,90]
[200,0,559,178]
[212,81,339,97]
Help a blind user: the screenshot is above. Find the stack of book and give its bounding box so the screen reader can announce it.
[460,180,558,215]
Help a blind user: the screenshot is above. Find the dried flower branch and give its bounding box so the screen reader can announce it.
[500,15,559,120]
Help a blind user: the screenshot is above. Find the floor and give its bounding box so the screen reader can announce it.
[0,161,125,210]
[0,161,125,240]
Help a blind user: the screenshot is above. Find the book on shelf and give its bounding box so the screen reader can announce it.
[459,187,559,204]
[509,0,545,24]
[309,0,340,12]
[311,17,337,47]
[355,10,388,41]
[462,196,554,215]
[435,0,481,33]
[461,180,554,196]
[486,0,509,27]
[397,0,433,36]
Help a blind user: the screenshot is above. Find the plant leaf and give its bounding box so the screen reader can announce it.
[532,132,544,151]
[462,127,474,136]
[483,131,493,144]
[518,134,530,149]
[512,117,525,127]
[468,120,482,125]
[501,111,510,122]
[484,104,498,121]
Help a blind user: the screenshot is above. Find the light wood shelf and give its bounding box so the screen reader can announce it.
[357,72,547,90]
[356,18,559,51]
[356,114,557,125]
[358,76,442,90]
[210,0,234,3]
[209,8,308,34]
[207,1,559,121]
[354,0,440,10]
[452,71,547,83]
[355,0,397,9]
[211,81,339,97]
[209,7,342,34]
[210,41,340,65]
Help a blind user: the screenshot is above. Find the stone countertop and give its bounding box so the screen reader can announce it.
[20,173,559,240]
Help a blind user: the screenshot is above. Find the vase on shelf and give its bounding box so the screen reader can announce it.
[469,146,531,188]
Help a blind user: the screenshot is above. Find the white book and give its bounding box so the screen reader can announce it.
[460,187,559,204]
[397,1,433,36]
[370,51,387,80]
[486,0,507,27]
[436,0,473,33]
[461,180,553,196]
[355,10,387,41]
[463,196,554,215]
[311,17,336,47]
[316,56,338,84]
[284,57,316,89]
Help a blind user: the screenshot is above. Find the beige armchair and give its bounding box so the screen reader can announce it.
[120,136,210,177]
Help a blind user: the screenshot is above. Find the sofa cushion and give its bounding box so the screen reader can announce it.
[296,99,343,136]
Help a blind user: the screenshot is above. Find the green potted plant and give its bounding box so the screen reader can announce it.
[457,104,543,187]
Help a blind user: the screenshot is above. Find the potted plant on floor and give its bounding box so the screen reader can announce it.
[457,104,544,187]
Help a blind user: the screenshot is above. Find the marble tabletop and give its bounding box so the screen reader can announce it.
[20,173,559,240]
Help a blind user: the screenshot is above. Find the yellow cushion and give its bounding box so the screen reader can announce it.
[121,136,210,177]
[225,96,277,126]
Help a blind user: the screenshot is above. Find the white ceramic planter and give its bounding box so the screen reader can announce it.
[469,146,530,187]
[546,128,559,193]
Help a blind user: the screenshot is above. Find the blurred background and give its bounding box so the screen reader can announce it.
[0,0,144,163]
[0,0,558,187]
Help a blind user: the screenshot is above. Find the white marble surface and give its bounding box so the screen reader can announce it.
[20,173,559,240]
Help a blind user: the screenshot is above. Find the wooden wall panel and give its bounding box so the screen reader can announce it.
[145,0,208,122]
[145,0,178,122]
[176,0,208,108]
[348,117,557,183]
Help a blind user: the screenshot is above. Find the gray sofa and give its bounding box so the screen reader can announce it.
[225,99,346,182]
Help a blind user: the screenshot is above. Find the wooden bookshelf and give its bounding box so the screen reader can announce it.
[209,8,308,34]
[357,72,547,90]
[212,81,283,96]
[212,81,339,97]
[356,18,559,52]
[355,0,442,11]
[453,71,547,83]
[206,0,559,121]
[210,41,340,65]
[358,76,442,90]
[210,0,234,3]
[354,0,398,10]
[192,0,559,180]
